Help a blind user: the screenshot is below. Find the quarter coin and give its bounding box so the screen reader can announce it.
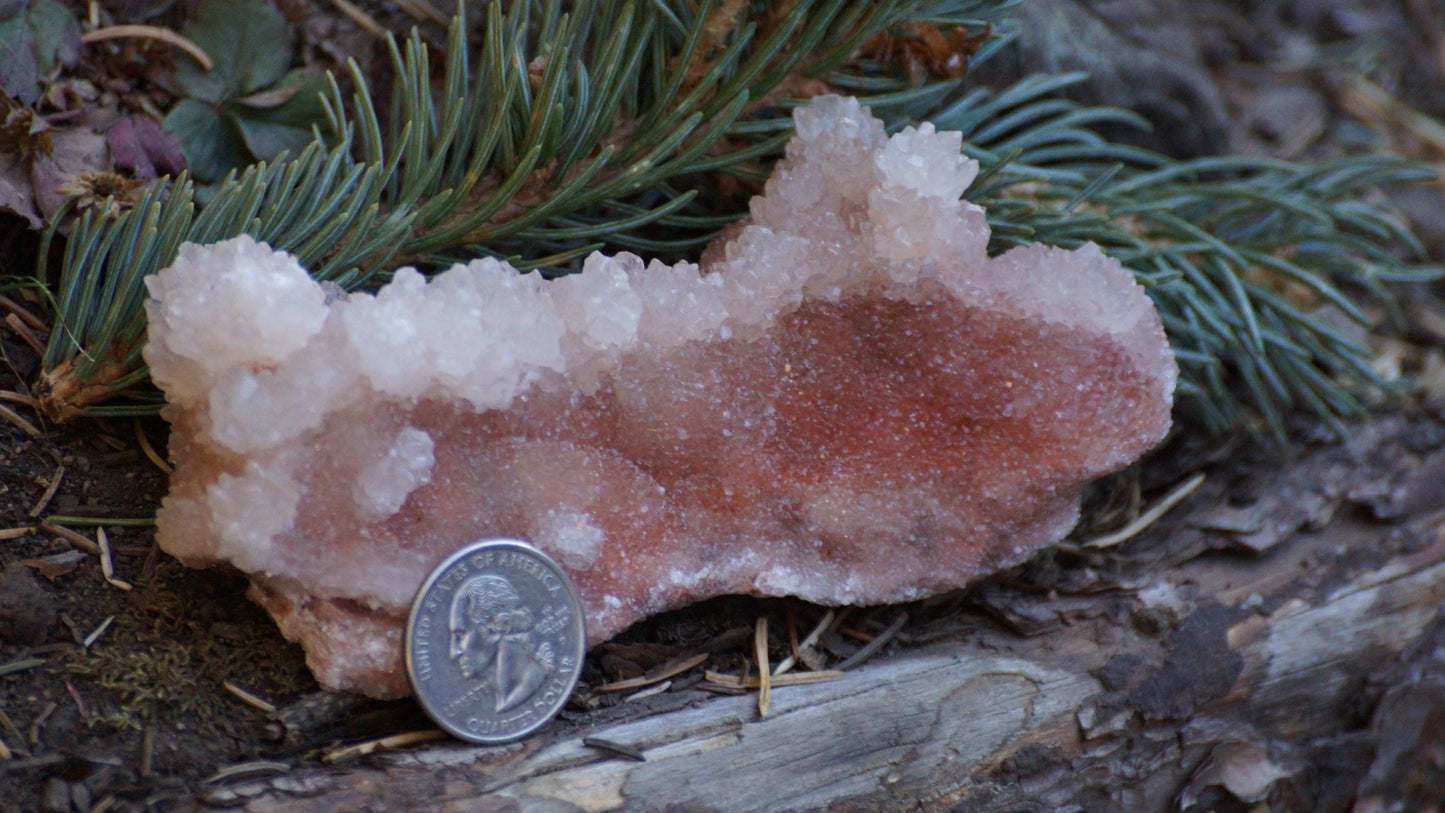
[406,538,586,743]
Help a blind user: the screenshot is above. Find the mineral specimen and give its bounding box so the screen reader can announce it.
[146,96,1176,698]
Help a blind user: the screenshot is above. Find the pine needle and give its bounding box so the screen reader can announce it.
[26,464,64,518]
[702,670,845,689]
[755,616,771,718]
[773,608,834,676]
[82,615,115,648]
[832,611,907,671]
[0,404,40,437]
[595,652,709,692]
[134,420,172,475]
[325,0,387,38]
[4,314,45,355]
[80,25,214,70]
[321,730,448,762]
[97,527,133,591]
[38,521,100,555]
[1082,472,1206,549]
[222,681,278,713]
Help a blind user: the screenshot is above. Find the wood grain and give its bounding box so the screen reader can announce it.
[204,417,1445,812]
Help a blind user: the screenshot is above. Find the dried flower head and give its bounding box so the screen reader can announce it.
[1,108,54,159]
[55,171,145,219]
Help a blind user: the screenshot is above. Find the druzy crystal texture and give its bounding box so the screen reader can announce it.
[146,96,1177,698]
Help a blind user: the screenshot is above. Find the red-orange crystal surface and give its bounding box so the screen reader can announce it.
[146,97,1176,697]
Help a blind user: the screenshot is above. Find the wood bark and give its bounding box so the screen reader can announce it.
[199,416,1445,812]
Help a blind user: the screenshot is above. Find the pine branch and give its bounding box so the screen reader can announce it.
[32,0,1009,419]
[927,75,1440,440]
[16,0,1441,443]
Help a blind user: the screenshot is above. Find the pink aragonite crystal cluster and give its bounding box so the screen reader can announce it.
[145,96,1176,698]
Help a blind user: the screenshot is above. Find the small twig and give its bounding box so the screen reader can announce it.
[39,521,100,555]
[223,681,278,713]
[834,611,908,672]
[27,464,64,518]
[1082,472,1206,549]
[0,403,41,437]
[134,420,172,474]
[755,617,771,718]
[773,608,834,676]
[81,25,215,71]
[583,737,646,762]
[97,528,134,591]
[0,527,33,540]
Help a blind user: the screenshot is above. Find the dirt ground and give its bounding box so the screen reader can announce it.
[2,0,1445,810]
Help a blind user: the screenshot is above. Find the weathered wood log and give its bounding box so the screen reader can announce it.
[201,416,1445,811]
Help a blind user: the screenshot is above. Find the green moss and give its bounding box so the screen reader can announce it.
[63,560,314,733]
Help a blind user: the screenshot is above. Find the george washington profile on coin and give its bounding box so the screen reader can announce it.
[407,538,585,743]
[448,573,556,713]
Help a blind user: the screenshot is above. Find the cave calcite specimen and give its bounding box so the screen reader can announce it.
[146,96,1176,698]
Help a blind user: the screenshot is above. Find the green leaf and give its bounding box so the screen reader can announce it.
[163,98,251,183]
[174,0,291,104]
[235,71,330,120]
[233,116,314,164]
[0,0,78,102]
[0,16,38,101]
[234,73,331,165]
[163,2,323,180]
[25,0,78,75]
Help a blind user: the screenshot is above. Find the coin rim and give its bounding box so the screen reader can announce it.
[405,538,587,744]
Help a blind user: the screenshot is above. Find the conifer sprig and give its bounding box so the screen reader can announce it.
[931,75,1439,440]
[21,0,1440,440]
[33,0,1014,419]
